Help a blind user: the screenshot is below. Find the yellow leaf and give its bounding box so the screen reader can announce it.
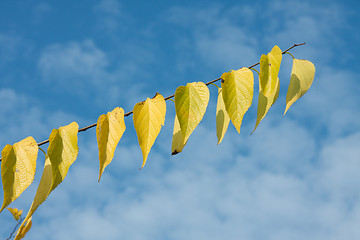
[7,207,23,221]
[14,217,32,240]
[252,77,280,133]
[174,82,209,144]
[96,107,126,181]
[21,154,52,225]
[260,45,282,97]
[221,67,254,133]
[133,93,166,169]
[171,114,185,155]
[284,59,315,115]
[0,137,38,213]
[216,88,230,144]
[47,122,79,191]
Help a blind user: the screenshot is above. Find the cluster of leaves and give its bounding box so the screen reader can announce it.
[0,44,315,239]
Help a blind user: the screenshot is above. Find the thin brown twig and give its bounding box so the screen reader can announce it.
[6,216,24,240]
[0,42,305,161]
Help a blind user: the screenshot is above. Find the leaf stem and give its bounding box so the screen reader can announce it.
[38,147,47,156]
[285,52,295,59]
[250,67,260,76]
[209,83,220,89]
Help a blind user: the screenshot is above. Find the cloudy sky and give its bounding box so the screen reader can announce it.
[1,0,359,239]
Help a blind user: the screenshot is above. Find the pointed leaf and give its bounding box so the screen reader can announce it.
[7,207,23,221]
[14,217,32,240]
[216,88,230,144]
[252,77,280,133]
[21,154,52,224]
[284,59,315,115]
[133,93,166,169]
[47,122,79,191]
[97,107,126,181]
[171,114,185,155]
[260,45,282,97]
[174,82,210,144]
[0,137,38,213]
[221,67,254,133]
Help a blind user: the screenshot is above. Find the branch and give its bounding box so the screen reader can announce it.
[0,42,305,161]
[6,216,24,240]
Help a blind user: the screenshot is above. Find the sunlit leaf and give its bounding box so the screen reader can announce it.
[221,67,254,133]
[23,154,52,221]
[216,88,230,144]
[47,122,79,191]
[260,45,282,97]
[0,137,38,213]
[284,59,315,115]
[252,77,280,133]
[97,107,126,181]
[171,114,185,155]
[7,207,22,221]
[175,82,209,144]
[15,153,53,239]
[133,93,166,169]
[14,217,32,240]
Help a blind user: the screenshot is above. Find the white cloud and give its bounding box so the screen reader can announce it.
[17,119,360,240]
[1,0,360,239]
[38,39,108,86]
[0,88,82,149]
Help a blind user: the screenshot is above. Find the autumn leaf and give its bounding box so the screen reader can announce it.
[47,122,79,191]
[15,153,53,240]
[0,137,38,213]
[174,82,210,145]
[216,88,230,144]
[133,93,166,169]
[7,207,23,221]
[14,217,32,240]
[97,107,126,181]
[260,45,282,97]
[252,77,280,133]
[171,114,185,155]
[221,67,254,133]
[284,59,315,115]
[22,154,52,221]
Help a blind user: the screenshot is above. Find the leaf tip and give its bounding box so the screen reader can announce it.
[171,150,180,155]
[284,104,291,116]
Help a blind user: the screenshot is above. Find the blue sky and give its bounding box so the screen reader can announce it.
[1,0,360,239]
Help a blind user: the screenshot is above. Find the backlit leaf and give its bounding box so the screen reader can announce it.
[23,155,52,222]
[14,217,32,240]
[284,59,315,115]
[171,114,185,155]
[47,122,79,191]
[174,82,209,144]
[260,45,282,97]
[216,88,230,144]
[96,107,126,181]
[252,77,280,133]
[133,93,166,169]
[221,67,254,133]
[15,154,53,239]
[7,207,22,221]
[0,137,38,213]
